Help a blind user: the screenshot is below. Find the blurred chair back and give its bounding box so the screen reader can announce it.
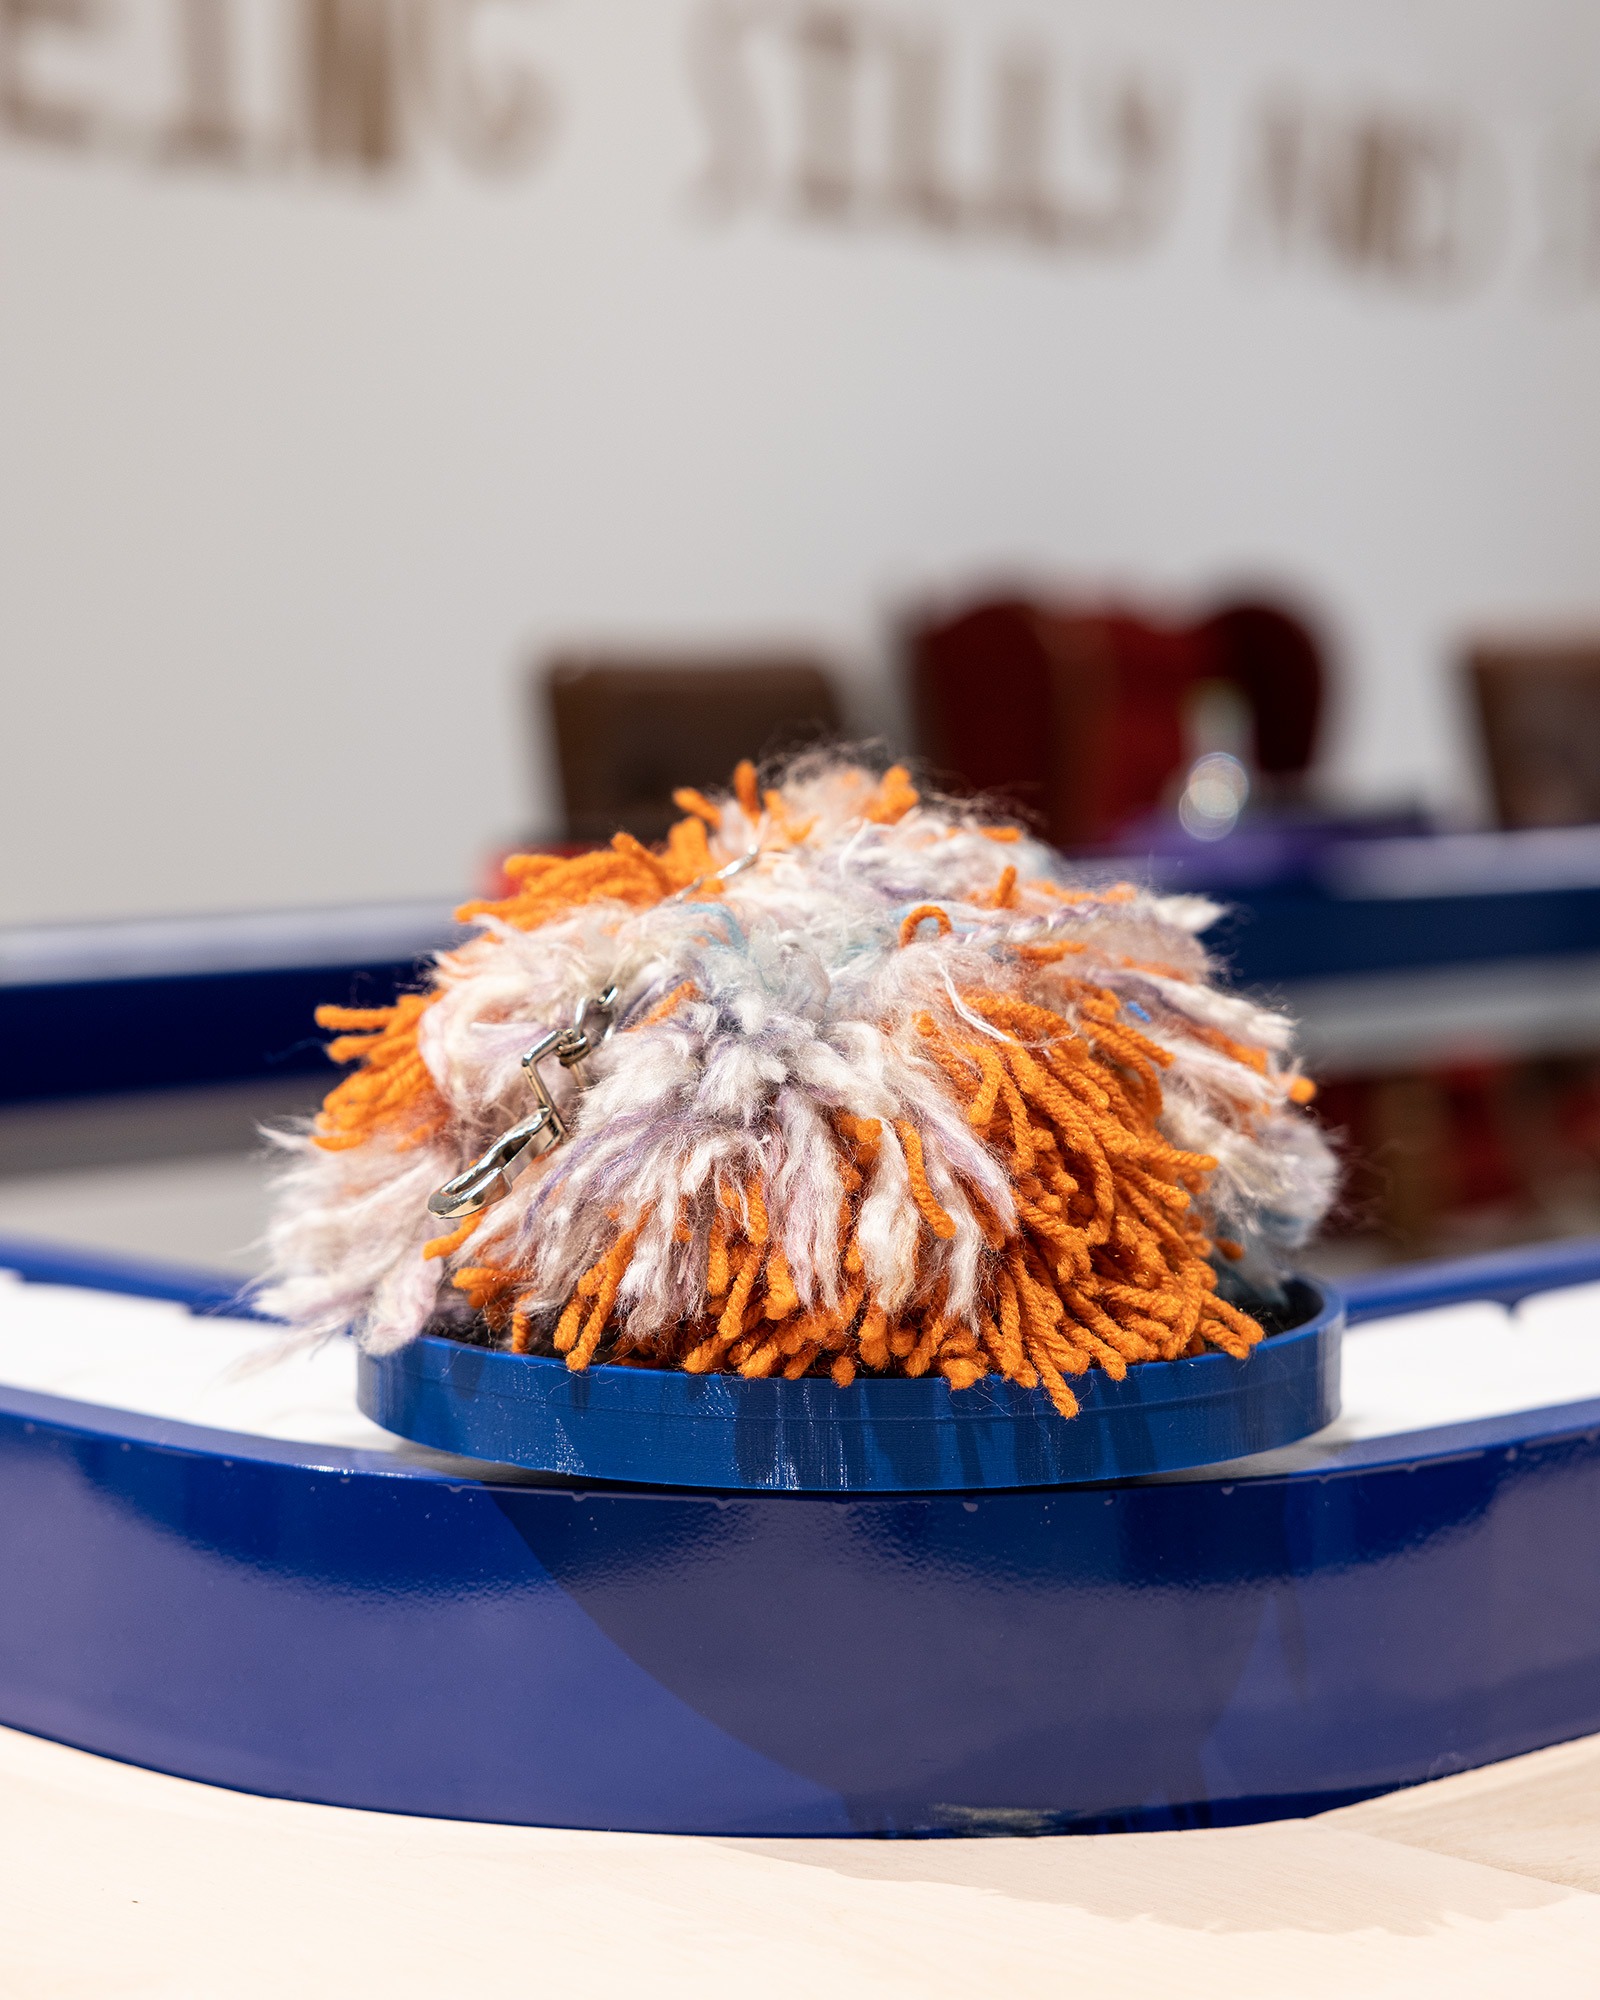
[546,654,841,843]
[1198,602,1323,783]
[1468,642,1600,829]
[908,596,1323,846]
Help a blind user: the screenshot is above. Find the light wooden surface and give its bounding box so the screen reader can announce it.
[2,1724,1598,1997]
[1327,1732,1600,1895]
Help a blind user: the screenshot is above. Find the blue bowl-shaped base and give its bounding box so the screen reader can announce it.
[357,1278,1342,1491]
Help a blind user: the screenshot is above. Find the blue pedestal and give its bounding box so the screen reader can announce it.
[0,1234,1595,1834]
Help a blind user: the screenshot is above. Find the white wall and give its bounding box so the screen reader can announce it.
[4,0,1600,923]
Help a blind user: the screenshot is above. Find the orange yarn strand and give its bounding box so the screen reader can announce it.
[899,904,952,945]
[672,787,722,827]
[312,993,442,1154]
[636,980,698,1028]
[896,1122,957,1240]
[423,1215,480,1262]
[865,764,919,824]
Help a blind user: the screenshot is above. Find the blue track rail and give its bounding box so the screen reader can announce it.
[0,1232,1595,1833]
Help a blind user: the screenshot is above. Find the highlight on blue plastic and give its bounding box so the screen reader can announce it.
[357,1283,1341,1491]
[1342,1233,1600,1322]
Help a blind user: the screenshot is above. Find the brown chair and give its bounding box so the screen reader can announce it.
[545,654,842,844]
[1468,642,1600,829]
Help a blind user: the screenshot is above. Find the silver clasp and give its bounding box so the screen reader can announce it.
[426,985,618,1221]
[670,847,758,902]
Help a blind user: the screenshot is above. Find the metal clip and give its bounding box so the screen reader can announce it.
[426,853,755,1225]
[555,983,618,1088]
[670,848,758,903]
[426,985,619,1221]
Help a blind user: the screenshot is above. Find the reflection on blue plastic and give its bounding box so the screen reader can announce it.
[356,1284,1341,1492]
[0,1231,1596,1835]
[0,962,418,1106]
[1343,1235,1600,1321]
[0,1234,266,1319]
[1211,881,1600,984]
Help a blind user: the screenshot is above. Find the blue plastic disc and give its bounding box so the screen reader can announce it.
[357,1277,1342,1491]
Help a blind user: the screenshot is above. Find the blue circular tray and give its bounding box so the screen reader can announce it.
[355,1278,1341,1490]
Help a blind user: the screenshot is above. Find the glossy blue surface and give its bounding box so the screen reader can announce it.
[0,1233,1596,1833]
[0,961,417,1105]
[357,1286,1341,1492]
[1212,881,1600,983]
[1343,1235,1600,1321]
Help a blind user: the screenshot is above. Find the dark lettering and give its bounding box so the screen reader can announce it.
[164,0,245,161]
[881,23,955,229]
[0,0,104,145]
[1243,93,1497,290]
[428,0,553,172]
[299,0,409,170]
[793,4,856,219]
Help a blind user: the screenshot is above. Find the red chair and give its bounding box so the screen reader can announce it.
[908,595,1324,846]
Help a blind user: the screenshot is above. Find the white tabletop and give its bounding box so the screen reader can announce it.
[3,1265,1599,1459]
